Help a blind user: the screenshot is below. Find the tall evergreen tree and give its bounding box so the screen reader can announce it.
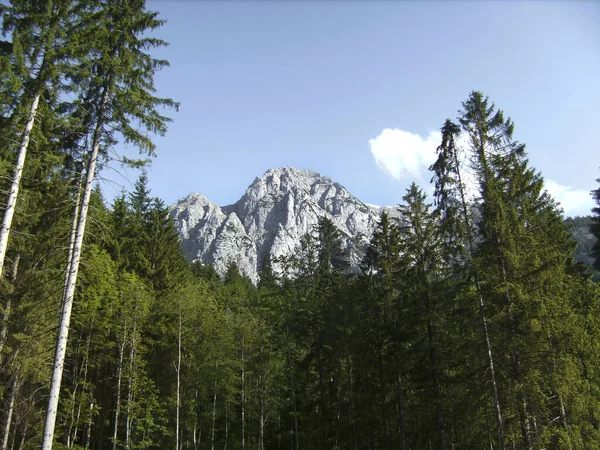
[430,114,506,448]
[42,1,177,448]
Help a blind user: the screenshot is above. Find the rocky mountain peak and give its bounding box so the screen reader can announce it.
[170,167,389,283]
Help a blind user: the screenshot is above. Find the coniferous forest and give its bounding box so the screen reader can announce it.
[0,1,600,449]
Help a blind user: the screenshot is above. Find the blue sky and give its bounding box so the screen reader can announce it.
[106,0,600,217]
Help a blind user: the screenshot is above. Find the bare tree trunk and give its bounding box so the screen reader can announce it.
[0,0,61,278]
[0,254,19,359]
[1,371,18,450]
[193,389,200,450]
[125,320,137,450]
[112,327,127,450]
[0,93,40,278]
[84,399,93,448]
[259,391,264,450]
[42,86,109,450]
[15,421,26,450]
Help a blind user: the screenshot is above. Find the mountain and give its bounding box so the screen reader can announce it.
[169,167,393,283]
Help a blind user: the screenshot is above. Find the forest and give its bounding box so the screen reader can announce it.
[1,1,600,449]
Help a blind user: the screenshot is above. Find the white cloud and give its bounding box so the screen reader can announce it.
[369,129,441,180]
[544,179,594,217]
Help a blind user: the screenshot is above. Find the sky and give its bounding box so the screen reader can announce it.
[105,0,600,217]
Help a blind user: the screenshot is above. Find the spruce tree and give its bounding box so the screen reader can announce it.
[396,182,447,448]
[42,1,177,448]
[430,114,506,448]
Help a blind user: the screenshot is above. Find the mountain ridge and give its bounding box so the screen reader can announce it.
[170,167,392,282]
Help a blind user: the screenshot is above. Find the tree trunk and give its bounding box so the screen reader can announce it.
[0,92,41,278]
[176,308,182,450]
[211,380,217,450]
[112,327,127,450]
[1,372,18,450]
[0,0,61,278]
[126,320,137,450]
[41,85,109,450]
[0,254,19,359]
[84,400,93,448]
[193,389,200,450]
[240,337,245,450]
[16,421,26,450]
[259,383,264,450]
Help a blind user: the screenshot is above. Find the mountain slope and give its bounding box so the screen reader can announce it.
[170,167,391,282]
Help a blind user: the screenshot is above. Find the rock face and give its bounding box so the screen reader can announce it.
[170,167,393,283]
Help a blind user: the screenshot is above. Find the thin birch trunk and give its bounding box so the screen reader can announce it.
[62,168,85,314]
[211,380,217,450]
[8,425,15,450]
[0,0,59,278]
[84,399,93,448]
[16,422,26,450]
[1,372,18,450]
[41,85,109,450]
[193,389,199,450]
[0,254,19,359]
[126,320,137,450]
[112,326,127,450]
[0,92,41,279]
[259,392,264,450]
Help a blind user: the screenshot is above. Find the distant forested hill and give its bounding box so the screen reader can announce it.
[566,215,599,279]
